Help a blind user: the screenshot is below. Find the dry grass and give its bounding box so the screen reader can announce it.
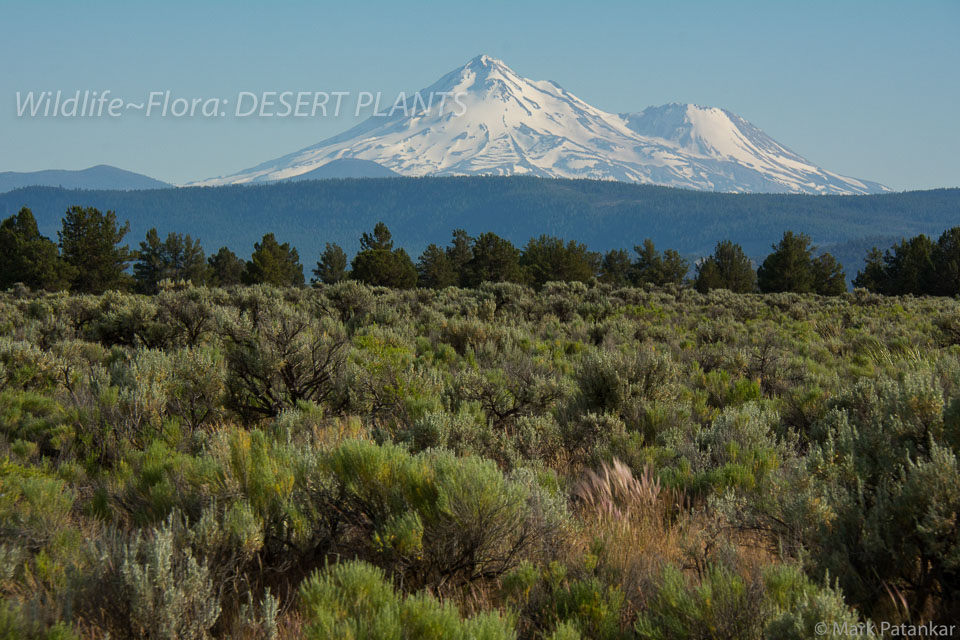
[572,458,662,519]
[569,458,778,628]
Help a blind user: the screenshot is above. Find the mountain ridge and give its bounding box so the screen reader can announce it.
[0,165,171,193]
[191,55,889,195]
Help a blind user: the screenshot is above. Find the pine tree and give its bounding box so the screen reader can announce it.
[599,249,633,287]
[631,239,689,286]
[352,248,417,288]
[0,207,71,291]
[243,233,304,287]
[934,227,960,296]
[461,232,523,287]
[694,240,757,293]
[757,231,815,293]
[812,253,847,296]
[520,235,599,288]
[313,243,349,285]
[134,228,208,293]
[207,246,246,287]
[758,231,846,295]
[351,223,417,288]
[885,235,937,295]
[446,229,474,287]
[359,222,393,252]
[853,247,888,292]
[417,244,457,289]
[58,206,133,293]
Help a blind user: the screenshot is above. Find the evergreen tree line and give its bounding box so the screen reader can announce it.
[2,205,958,297]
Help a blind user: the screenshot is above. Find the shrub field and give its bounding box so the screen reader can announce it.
[0,281,958,638]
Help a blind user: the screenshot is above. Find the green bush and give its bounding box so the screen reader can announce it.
[299,560,516,640]
[319,440,564,588]
[221,305,347,420]
[634,564,765,640]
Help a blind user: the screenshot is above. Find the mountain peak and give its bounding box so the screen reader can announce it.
[449,54,524,91]
[192,58,889,195]
[464,54,509,70]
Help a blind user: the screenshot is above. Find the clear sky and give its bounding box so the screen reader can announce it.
[1,0,957,190]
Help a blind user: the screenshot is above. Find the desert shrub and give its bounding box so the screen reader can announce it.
[298,559,516,640]
[212,429,306,555]
[0,599,77,640]
[0,392,76,461]
[634,564,766,640]
[762,564,861,640]
[0,339,63,393]
[320,280,375,326]
[116,439,211,524]
[0,462,74,550]
[318,440,564,589]
[70,514,219,640]
[155,288,218,347]
[561,412,627,464]
[221,305,347,420]
[659,403,792,499]
[1,283,958,635]
[453,353,565,431]
[729,372,960,622]
[553,576,626,640]
[109,348,176,436]
[694,369,762,410]
[501,561,627,640]
[568,347,678,433]
[345,328,442,436]
[120,516,220,639]
[165,346,227,432]
[86,293,181,349]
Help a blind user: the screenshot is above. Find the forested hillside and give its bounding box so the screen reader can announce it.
[1,178,957,271]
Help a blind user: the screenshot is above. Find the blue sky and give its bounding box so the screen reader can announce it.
[1,0,958,189]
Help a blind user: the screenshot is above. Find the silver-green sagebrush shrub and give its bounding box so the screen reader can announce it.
[568,347,678,437]
[728,371,960,622]
[71,514,220,639]
[320,280,375,325]
[120,515,221,639]
[0,339,63,393]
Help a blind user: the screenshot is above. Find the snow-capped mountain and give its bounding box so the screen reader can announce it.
[193,55,889,195]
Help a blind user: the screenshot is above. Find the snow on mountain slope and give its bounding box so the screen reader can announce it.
[192,55,889,195]
[620,104,889,194]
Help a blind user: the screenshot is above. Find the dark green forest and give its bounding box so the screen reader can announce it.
[1,177,957,274]
[7,204,960,300]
